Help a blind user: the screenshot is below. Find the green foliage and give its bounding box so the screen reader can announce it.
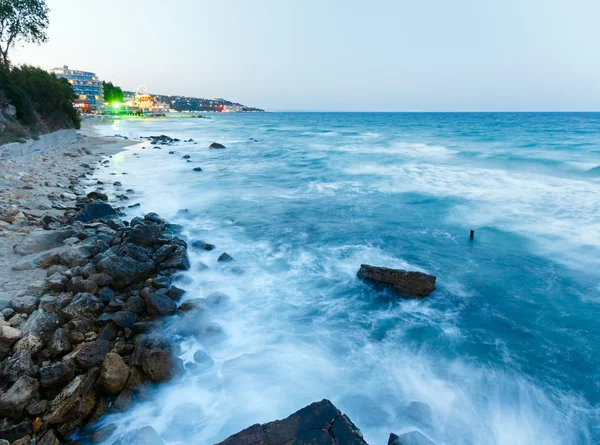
[0,0,50,69]
[0,64,81,130]
[103,81,124,104]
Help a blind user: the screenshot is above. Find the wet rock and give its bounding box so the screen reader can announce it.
[216,399,367,445]
[206,291,229,307]
[90,423,117,444]
[160,246,190,271]
[125,296,146,314]
[113,310,137,328]
[96,353,130,394]
[74,339,110,369]
[406,401,433,426]
[75,202,117,222]
[144,213,163,224]
[0,376,38,419]
[20,310,60,342]
[98,287,116,303]
[167,286,186,301]
[46,368,100,436]
[357,264,436,298]
[191,240,215,251]
[141,348,179,381]
[127,223,163,247]
[192,167,202,172]
[0,420,32,443]
[87,191,108,202]
[60,293,104,320]
[209,142,226,149]
[389,431,436,445]
[2,350,39,382]
[192,349,214,370]
[13,229,76,256]
[47,328,71,358]
[89,272,114,287]
[67,277,98,295]
[217,252,233,262]
[137,426,165,445]
[40,362,74,388]
[145,293,176,317]
[11,296,38,315]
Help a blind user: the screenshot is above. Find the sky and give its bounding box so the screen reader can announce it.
[10,0,600,111]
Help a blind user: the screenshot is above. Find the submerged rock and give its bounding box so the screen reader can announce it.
[209,142,226,149]
[75,203,117,223]
[389,431,436,445]
[357,264,436,298]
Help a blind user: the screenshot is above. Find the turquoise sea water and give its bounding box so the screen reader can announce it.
[94,113,600,445]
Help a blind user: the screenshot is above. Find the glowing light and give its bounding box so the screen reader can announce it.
[112,102,122,109]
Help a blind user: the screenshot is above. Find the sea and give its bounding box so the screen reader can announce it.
[92,112,600,445]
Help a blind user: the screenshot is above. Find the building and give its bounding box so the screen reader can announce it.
[49,65,104,111]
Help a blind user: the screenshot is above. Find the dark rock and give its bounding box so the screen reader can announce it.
[167,286,186,301]
[144,213,163,223]
[152,275,171,289]
[357,264,436,298]
[89,272,114,287]
[60,293,104,320]
[48,328,71,357]
[160,246,190,271]
[46,273,68,292]
[74,339,110,369]
[87,191,108,202]
[2,350,39,382]
[192,167,202,172]
[113,311,137,328]
[127,223,163,247]
[67,277,98,295]
[96,312,114,325]
[24,397,48,417]
[46,368,100,436]
[0,376,38,419]
[131,322,155,334]
[75,203,117,222]
[210,142,226,149]
[11,296,38,315]
[145,293,176,317]
[96,353,130,395]
[94,244,155,289]
[0,420,32,443]
[216,399,367,445]
[98,322,119,342]
[191,240,215,251]
[98,287,116,303]
[141,348,179,381]
[182,155,190,159]
[389,431,436,445]
[90,423,117,444]
[125,296,146,314]
[40,362,74,388]
[39,293,72,314]
[217,252,233,262]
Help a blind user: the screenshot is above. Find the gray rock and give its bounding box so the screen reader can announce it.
[113,310,137,328]
[357,264,436,298]
[125,296,146,314]
[39,293,72,314]
[47,272,68,292]
[67,276,98,294]
[60,293,104,320]
[19,309,60,342]
[2,350,39,382]
[0,325,22,346]
[0,376,38,419]
[11,296,38,314]
[13,229,75,256]
[406,401,433,426]
[94,244,155,289]
[127,223,163,247]
[160,246,190,270]
[137,426,165,445]
[48,327,71,357]
[145,293,176,317]
[192,349,215,370]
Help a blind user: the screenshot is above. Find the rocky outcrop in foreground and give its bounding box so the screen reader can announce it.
[357,265,436,298]
[216,399,368,445]
[0,204,191,444]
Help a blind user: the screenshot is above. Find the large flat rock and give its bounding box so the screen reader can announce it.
[13,230,75,256]
[215,399,368,445]
[357,264,436,298]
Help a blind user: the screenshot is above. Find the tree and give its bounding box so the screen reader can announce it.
[0,0,49,70]
[103,81,124,104]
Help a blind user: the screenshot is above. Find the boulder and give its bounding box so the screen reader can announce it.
[40,362,75,388]
[75,202,117,222]
[74,339,110,369]
[127,223,163,247]
[13,333,44,356]
[37,430,60,445]
[0,376,38,419]
[209,142,226,149]
[96,353,130,394]
[160,246,190,270]
[87,191,108,201]
[216,399,367,445]
[141,348,178,381]
[0,420,32,443]
[191,240,215,251]
[19,309,60,342]
[45,368,100,436]
[125,296,146,314]
[357,264,436,298]
[39,294,72,314]
[192,349,214,370]
[389,431,436,445]
[60,293,104,320]
[145,293,176,317]
[48,327,71,357]
[113,310,137,328]
[217,252,233,262]
[67,277,98,295]
[90,423,117,444]
[0,325,22,346]
[1,350,39,382]
[137,426,165,445]
[406,401,433,426]
[13,229,75,256]
[94,244,155,289]
[11,296,38,314]
[47,273,68,292]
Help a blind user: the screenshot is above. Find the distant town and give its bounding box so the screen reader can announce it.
[48,65,264,115]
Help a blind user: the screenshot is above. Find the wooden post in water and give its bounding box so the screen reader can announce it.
[470,230,475,240]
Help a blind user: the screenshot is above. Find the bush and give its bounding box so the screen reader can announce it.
[0,64,81,131]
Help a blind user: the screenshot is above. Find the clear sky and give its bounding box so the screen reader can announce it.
[10,0,600,111]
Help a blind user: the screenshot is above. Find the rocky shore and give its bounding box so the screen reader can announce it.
[0,130,437,445]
